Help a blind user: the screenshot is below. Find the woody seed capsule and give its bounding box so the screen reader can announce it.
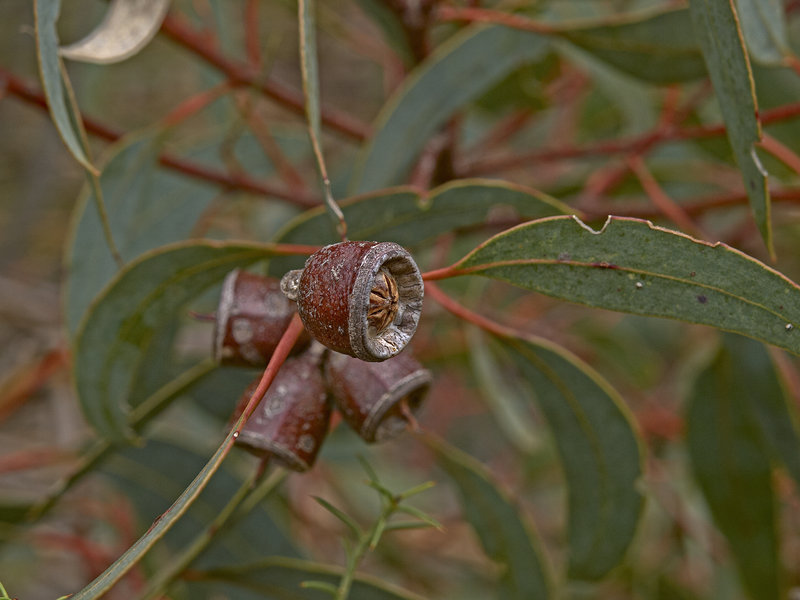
[214,269,310,366]
[233,347,331,471]
[325,350,431,443]
[281,241,423,362]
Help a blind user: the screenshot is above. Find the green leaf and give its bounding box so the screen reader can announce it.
[734,0,791,66]
[353,26,550,193]
[313,496,362,539]
[73,241,304,442]
[425,435,554,599]
[452,215,800,356]
[499,336,643,580]
[561,7,707,83]
[269,179,569,274]
[33,0,96,172]
[686,344,781,600]
[65,133,219,336]
[354,0,414,65]
[689,0,772,256]
[718,334,800,490]
[196,556,427,600]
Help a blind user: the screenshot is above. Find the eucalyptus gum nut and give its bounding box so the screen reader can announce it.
[233,348,331,472]
[325,350,432,443]
[284,241,424,362]
[213,269,310,367]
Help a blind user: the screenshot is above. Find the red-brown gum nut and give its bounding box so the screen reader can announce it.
[289,241,423,362]
[233,351,331,472]
[325,350,431,443]
[213,269,310,366]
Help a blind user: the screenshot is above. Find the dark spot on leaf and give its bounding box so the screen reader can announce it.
[591,261,618,269]
[689,272,696,278]
[697,295,707,304]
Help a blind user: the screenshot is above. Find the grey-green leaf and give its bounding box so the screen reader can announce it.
[269,179,569,275]
[34,0,96,172]
[453,215,800,356]
[65,133,218,336]
[353,26,550,193]
[561,7,707,83]
[197,556,427,600]
[73,241,300,441]
[719,334,800,490]
[60,0,171,64]
[499,336,643,580]
[686,343,781,600]
[734,0,791,66]
[689,0,772,255]
[426,435,554,599]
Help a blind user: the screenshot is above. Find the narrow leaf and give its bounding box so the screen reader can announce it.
[198,556,427,600]
[451,215,800,356]
[499,336,643,579]
[689,0,772,255]
[394,505,444,530]
[269,179,569,275]
[383,521,437,532]
[353,27,550,193]
[313,496,362,538]
[65,133,219,336]
[734,0,791,66]
[719,334,800,489]
[562,7,707,83]
[301,580,340,595]
[425,434,554,599]
[73,241,308,441]
[60,0,171,64]
[33,0,96,172]
[687,345,781,599]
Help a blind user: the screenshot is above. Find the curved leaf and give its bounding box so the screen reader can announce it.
[425,434,554,599]
[195,556,427,600]
[60,0,170,64]
[353,26,550,193]
[449,215,800,356]
[74,241,310,442]
[562,7,707,83]
[65,132,218,336]
[689,0,772,256]
[269,179,570,274]
[734,0,791,66]
[34,0,95,172]
[498,336,643,580]
[686,343,780,600]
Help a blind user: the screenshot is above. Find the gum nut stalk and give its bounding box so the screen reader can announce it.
[214,269,310,366]
[233,349,331,471]
[325,350,431,443]
[281,241,423,362]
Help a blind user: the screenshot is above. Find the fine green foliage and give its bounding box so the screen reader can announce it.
[687,339,781,600]
[690,0,772,255]
[454,216,800,355]
[426,434,553,599]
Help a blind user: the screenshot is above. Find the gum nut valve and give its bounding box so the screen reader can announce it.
[325,350,431,443]
[214,269,310,366]
[233,347,331,471]
[281,241,423,362]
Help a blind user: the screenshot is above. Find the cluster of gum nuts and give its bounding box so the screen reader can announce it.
[213,241,430,472]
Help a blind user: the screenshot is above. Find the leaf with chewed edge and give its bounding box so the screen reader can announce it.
[425,434,554,599]
[443,215,800,356]
[74,241,312,442]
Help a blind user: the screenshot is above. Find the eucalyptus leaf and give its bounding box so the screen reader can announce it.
[687,344,781,600]
[60,0,171,64]
[426,435,553,599]
[353,26,550,193]
[734,0,791,66]
[449,215,800,356]
[73,241,309,442]
[499,336,643,580]
[689,0,772,255]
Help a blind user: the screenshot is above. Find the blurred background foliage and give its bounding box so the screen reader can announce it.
[2,0,800,599]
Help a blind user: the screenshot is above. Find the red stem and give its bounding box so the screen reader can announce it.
[425,281,516,339]
[159,12,370,142]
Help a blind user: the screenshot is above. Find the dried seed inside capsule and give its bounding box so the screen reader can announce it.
[367,268,399,333]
